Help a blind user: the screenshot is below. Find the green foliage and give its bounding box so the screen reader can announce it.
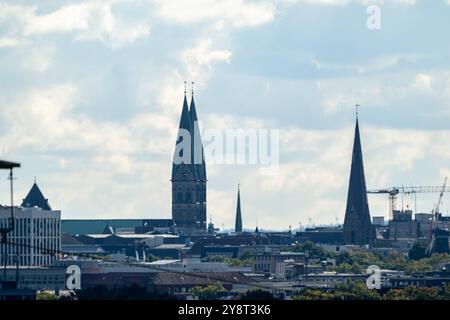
[384,286,439,300]
[190,283,226,300]
[202,255,252,267]
[330,249,449,275]
[293,283,450,301]
[408,242,427,261]
[36,291,58,300]
[289,241,328,259]
[293,281,380,300]
[145,254,159,262]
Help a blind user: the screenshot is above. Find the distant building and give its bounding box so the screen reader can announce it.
[372,216,385,226]
[388,210,419,240]
[415,213,433,238]
[0,182,60,267]
[296,227,343,244]
[171,90,207,234]
[61,219,145,235]
[146,257,228,273]
[252,251,305,275]
[343,116,375,245]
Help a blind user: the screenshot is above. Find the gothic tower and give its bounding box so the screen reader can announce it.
[343,116,374,245]
[235,185,243,233]
[171,88,207,234]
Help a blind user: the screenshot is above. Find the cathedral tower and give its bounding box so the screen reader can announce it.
[171,87,207,234]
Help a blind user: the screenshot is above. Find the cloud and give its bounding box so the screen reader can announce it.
[152,0,275,28]
[0,2,150,49]
[180,38,232,83]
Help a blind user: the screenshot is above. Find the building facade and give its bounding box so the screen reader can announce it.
[0,182,61,267]
[0,206,61,267]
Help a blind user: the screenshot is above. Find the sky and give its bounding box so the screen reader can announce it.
[1,0,450,231]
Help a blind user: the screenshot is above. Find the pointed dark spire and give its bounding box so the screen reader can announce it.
[21,182,51,210]
[189,86,206,181]
[235,185,243,233]
[343,115,373,244]
[172,86,195,178]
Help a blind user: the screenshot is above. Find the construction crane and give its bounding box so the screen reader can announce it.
[367,181,450,221]
[426,177,448,255]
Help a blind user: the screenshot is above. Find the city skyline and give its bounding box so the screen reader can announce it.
[2,1,450,230]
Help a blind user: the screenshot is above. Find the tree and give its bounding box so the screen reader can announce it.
[408,242,427,261]
[384,286,439,300]
[293,281,380,300]
[293,289,335,300]
[36,291,58,300]
[190,283,226,300]
[333,281,381,300]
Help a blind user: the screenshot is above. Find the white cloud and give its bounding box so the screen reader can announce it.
[412,73,433,91]
[180,38,232,82]
[0,2,150,49]
[152,0,275,28]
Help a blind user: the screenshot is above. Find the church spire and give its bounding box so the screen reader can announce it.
[171,84,194,178]
[343,113,373,244]
[235,184,243,233]
[189,82,206,181]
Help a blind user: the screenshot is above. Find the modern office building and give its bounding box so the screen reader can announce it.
[0,182,61,267]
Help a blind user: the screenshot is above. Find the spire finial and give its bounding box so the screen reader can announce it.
[191,81,195,96]
[34,176,36,184]
[184,81,187,95]
[355,104,360,119]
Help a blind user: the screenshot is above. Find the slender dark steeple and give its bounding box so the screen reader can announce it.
[189,83,206,181]
[235,185,243,233]
[171,83,207,234]
[343,111,374,244]
[21,181,51,210]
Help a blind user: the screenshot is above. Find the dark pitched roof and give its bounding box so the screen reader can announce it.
[172,94,196,179]
[61,233,83,245]
[172,93,207,182]
[21,182,51,210]
[102,226,115,235]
